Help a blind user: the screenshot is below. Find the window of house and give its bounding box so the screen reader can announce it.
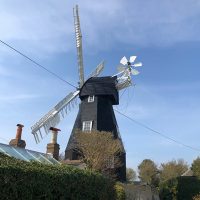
[88,95,94,103]
[82,121,93,132]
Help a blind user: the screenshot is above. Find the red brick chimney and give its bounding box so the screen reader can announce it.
[9,124,26,148]
[46,127,60,160]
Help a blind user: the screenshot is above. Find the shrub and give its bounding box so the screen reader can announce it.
[0,153,116,200]
[193,194,200,200]
[115,182,126,200]
[159,176,200,200]
[159,178,178,200]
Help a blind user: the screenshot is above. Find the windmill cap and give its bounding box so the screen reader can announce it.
[79,76,119,105]
[49,127,61,132]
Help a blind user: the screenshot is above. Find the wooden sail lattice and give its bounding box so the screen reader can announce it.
[31,91,79,143]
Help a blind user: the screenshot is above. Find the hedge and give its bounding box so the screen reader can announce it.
[0,153,116,200]
[159,176,200,200]
[177,176,200,200]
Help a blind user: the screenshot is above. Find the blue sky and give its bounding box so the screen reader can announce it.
[0,0,200,172]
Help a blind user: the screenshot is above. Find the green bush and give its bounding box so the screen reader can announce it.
[176,176,200,200]
[115,182,126,200]
[0,153,116,200]
[159,178,178,200]
[159,176,200,200]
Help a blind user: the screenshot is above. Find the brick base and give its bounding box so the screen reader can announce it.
[46,143,60,160]
[9,139,26,148]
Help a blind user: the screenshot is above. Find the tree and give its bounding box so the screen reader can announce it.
[126,168,136,183]
[160,159,188,183]
[193,194,200,200]
[138,159,159,187]
[75,130,122,175]
[192,157,200,178]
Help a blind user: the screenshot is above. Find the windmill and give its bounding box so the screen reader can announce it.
[31,5,142,181]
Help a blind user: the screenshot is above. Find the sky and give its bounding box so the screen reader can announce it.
[0,0,200,173]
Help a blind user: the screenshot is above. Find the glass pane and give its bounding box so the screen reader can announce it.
[0,143,59,165]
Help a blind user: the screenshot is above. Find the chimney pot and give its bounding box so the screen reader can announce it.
[17,124,24,128]
[9,123,26,148]
[49,127,61,132]
[46,127,61,160]
[49,127,61,144]
[16,124,24,140]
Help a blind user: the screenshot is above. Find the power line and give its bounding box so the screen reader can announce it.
[114,109,200,152]
[1,40,199,153]
[0,39,77,89]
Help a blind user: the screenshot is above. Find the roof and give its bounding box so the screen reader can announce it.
[181,169,194,176]
[0,143,59,165]
[79,76,119,105]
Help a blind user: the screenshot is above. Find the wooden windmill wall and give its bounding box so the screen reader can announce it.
[65,76,126,182]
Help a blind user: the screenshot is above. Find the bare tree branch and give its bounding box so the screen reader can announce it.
[74,130,123,179]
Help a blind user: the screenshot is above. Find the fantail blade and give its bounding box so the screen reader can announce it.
[120,56,128,65]
[130,56,137,63]
[117,65,126,72]
[131,69,140,75]
[133,62,142,67]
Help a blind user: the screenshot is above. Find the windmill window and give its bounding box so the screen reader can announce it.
[88,95,94,103]
[82,121,93,132]
[106,156,115,169]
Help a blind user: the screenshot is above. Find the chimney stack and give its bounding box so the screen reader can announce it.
[16,124,24,140]
[46,127,61,160]
[9,124,26,148]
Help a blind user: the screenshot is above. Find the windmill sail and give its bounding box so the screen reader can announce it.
[74,5,84,88]
[31,6,106,144]
[87,61,105,79]
[31,90,79,143]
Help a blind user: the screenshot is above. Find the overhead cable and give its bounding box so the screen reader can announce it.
[114,109,200,152]
[0,39,77,89]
